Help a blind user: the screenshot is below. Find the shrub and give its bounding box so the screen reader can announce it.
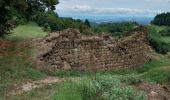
[159,28,170,36]
[92,22,137,36]
[15,18,28,25]
[148,27,170,54]
[43,23,51,32]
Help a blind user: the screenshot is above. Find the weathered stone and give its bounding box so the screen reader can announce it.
[34,27,150,71]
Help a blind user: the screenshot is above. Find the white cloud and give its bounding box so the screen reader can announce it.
[56,0,170,16]
[71,5,92,12]
[64,5,163,15]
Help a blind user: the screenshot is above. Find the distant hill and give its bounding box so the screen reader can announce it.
[60,15,154,25]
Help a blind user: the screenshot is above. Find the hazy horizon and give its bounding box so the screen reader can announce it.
[55,0,170,24]
[56,0,170,16]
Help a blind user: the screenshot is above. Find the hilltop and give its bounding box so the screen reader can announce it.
[0,22,170,100]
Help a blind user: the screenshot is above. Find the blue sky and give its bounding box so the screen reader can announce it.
[55,0,170,18]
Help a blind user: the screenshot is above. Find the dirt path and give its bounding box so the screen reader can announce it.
[7,76,76,96]
[6,75,170,100]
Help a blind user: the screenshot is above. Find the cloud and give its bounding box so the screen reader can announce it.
[65,5,163,15]
[72,5,92,12]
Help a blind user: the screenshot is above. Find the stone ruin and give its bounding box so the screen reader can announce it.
[34,26,150,71]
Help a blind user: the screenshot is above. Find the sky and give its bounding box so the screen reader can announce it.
[55,0,170,18]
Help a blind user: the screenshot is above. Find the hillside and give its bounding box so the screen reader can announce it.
[0,22,170,100]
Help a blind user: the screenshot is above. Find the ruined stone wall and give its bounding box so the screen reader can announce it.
[35,27,149,71]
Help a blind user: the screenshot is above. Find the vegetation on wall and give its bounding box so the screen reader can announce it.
[147,25,170,54]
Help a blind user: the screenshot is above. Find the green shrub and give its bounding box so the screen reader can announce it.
[92,22,137,36]
[43,23,51,32]
[15,18,28,25]
[121,75,142,85]
[148,27,170,54]
[159,28,170,36]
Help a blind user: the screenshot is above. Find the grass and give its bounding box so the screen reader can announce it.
[9,22,47,40]
[147,24,170,43]
[0,22,47,99]
[9,75,146,100]
[147,25,169,33]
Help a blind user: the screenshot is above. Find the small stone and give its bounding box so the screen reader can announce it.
[149,91,158,97]
[63,61,71,70]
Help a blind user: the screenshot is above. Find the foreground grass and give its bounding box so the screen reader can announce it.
[0,22,47,99]
[9,75,146,100]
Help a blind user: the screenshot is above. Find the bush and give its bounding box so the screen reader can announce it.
[15,18,28,25]
[92,22,137,36]
[159,28,170,36]
[148,27,170,54]
[43,23,51,32]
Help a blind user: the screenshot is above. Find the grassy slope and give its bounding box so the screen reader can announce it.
[147,25,170,43]
[1,23,170,100]
[0,22,47,99]
[10,22,47,40]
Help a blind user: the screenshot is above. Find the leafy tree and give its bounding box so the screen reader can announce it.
[152,12,170,26]
[0,0,13,37]
[0,0,59,37]
[84,19,91,27]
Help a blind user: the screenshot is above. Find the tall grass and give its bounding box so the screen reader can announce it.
[53,75,146,100]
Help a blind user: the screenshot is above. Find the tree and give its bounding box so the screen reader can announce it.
[84,19,91,27]
[0,0,13,37]
[152,12,170,26]
[0,0,59,37]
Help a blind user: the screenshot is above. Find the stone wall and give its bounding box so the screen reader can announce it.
[35,26,149,71]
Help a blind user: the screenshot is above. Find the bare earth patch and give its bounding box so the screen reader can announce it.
[135,81,170,100]
[0,39,11,56]
[6,77,77,96]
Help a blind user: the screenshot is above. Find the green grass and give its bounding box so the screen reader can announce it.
[147,25,169,33]
[147,25,170,43]
[9,75,146,100]
[9,22,47,40]
[0,22,47,99]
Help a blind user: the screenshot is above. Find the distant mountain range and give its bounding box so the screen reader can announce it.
[60,15,154,25]
[88,16,154,25]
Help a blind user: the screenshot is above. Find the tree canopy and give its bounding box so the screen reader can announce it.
[84,19,91,27]
[0,0,59,37]
[151,12,170,26]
